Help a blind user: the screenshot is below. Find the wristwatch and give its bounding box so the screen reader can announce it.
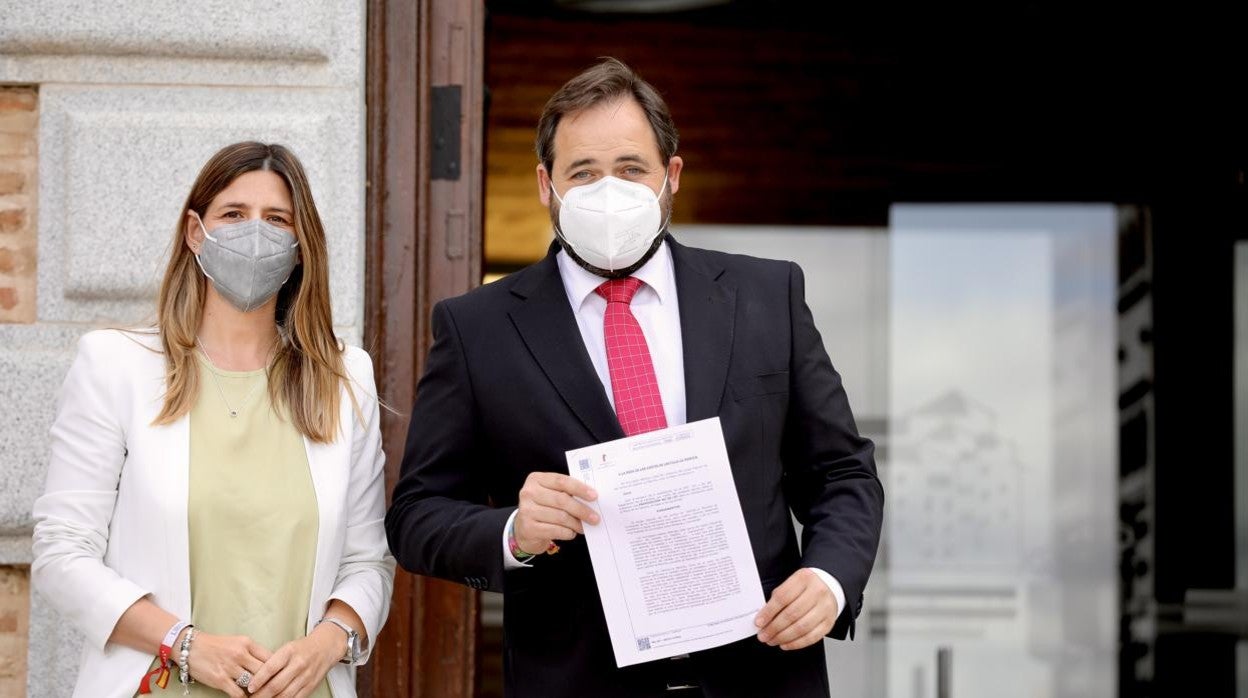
[317,617,362,665]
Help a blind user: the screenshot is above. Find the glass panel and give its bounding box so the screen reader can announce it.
[887,205,1117,698]
[1235,241,1248,698]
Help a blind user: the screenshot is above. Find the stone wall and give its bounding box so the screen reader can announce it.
[0,3,367,695]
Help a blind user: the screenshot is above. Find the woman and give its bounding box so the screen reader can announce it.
[31,142,395,698]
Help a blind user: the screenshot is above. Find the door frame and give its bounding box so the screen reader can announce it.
[363,0,485,695]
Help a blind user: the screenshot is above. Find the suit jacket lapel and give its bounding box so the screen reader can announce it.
[508,246,625,445]
[671,238,736,423]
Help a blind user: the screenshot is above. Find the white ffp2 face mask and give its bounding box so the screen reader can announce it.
[552,175,669,274]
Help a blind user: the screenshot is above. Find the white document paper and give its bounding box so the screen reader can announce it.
[566,417,765,667]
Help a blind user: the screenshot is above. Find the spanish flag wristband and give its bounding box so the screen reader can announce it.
[507,516,536,560]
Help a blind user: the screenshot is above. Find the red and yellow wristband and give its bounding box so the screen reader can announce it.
[138,620,189,694]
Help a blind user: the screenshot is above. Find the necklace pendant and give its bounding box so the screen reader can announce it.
[229,410,238,418]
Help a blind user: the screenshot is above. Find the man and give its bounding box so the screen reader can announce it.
[386,58,883,697]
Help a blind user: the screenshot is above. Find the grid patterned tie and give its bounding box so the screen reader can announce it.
[596,277,668,436]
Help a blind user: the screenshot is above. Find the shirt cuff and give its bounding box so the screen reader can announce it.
[806,567,846,622]
[502,509,533,570]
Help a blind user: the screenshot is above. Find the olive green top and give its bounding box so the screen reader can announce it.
[147,354,329,697]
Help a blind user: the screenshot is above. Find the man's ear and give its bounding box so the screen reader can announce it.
[666,156,684,196]
[537,164,553,207]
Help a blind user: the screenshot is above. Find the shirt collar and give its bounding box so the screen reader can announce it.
[556,239,676,310]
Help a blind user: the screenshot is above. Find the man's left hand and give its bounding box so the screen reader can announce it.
[754,568,838,651]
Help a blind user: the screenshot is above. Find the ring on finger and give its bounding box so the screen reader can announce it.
[236,670,253,688]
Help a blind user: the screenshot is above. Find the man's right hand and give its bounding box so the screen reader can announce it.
[513,472,600,555]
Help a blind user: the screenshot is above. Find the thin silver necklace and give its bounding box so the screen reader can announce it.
[196,338,268,419]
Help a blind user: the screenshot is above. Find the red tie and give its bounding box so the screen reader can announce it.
[596,277,668,436]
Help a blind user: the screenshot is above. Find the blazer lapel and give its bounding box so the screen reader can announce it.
[127,330,194,618]
[507,246,625,445]
[157,413,192,617]
[301,431,344,632]
[670,238,736,423]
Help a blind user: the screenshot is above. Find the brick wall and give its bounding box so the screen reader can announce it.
[0,85,37,696]
[0,87,37,323]
[0,567,29,697]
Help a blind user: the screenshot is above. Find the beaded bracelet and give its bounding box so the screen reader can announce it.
[178,626,197,694]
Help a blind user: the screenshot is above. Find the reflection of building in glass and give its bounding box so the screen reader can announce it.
[886,389,1037,695]
[886,208,1117,697]
[890,391,1024,573]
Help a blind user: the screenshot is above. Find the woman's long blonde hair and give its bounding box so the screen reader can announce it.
[153,141,348,443]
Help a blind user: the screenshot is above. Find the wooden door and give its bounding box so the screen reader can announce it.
[362,0,485,695]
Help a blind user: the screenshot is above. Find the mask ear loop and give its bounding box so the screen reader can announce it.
[280,235,300,286]
[190,211,218,243]
[656,174,672,233]
[189,212,219,284]
[550,183,574,250]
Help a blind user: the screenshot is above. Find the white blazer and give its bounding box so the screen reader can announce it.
[31,329,396,698]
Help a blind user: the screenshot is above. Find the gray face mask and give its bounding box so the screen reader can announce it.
[192,213,299,312]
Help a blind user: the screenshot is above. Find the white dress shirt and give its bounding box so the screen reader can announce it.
[502,242,845,622]
[556,241,687,428]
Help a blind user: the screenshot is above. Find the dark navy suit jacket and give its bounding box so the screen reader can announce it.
[386,238,884,698]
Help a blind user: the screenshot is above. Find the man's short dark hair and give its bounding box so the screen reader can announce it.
[536,57,679,174]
